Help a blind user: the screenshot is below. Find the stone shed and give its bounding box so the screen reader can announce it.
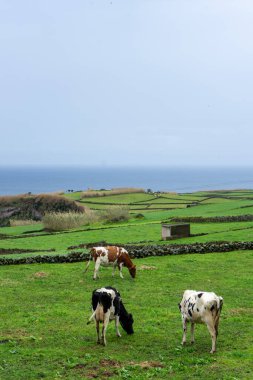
[161,223,190,240]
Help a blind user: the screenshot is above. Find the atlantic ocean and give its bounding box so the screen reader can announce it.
[0,166,253,196]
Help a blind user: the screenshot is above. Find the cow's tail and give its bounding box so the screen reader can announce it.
[218,296,223,312]
[84,254,92,274]
[87,310,96,325]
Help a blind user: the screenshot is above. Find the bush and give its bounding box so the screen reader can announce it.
[0,194,84,222]
[82,209,100,224]
[42,212,88,231]
[81,188,144,198]
[101,206,130,222]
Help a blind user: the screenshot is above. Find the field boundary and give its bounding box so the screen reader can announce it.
[171,215,253,223]
[2,240,253,265]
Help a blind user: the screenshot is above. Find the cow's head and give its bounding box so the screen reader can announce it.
[129,265,136,278]
[90,247,102,258]
[120,313,134,335]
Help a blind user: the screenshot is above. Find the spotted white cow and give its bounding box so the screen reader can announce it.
[87,286,134,346]
[179,290,223,353]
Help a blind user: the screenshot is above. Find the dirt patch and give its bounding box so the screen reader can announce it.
[72,364,87,370]
[1,329,30,340]
[99,359,120,368]
[86,372,99,379]
[139,265,156,270]
[130,361,164,369]
[90,369,116,378]
[102,370,115,377]
[33,272,48,278]
[71,362,117,379]
[139,361,164,369]
[230,307,253,315]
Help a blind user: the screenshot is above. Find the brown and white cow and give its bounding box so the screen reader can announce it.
[84,246,136,280]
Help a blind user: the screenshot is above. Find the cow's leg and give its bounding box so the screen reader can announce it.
[115,316,121,338]
[96,319,100,344]
[215,314,220,337]
[206,321,217,353]
[101,311,110,346]
[190,322,195,344]
[118,263,124,279]
[181,318,187,345]
[93,258,101,280]
[112,263,117,277]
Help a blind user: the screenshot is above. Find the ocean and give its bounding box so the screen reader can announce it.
[0,166,253,195]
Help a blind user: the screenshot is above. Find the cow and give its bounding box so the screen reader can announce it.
[179,290,223,353]
[84,246,136,280]
[87,286,134,346]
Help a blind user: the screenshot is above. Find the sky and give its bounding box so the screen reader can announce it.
[1,0,253,168]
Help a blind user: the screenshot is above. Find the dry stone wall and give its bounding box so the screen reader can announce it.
[1,241,253,265]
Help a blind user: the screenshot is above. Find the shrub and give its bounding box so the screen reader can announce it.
[134,213,145,219]
[82,208,100,224]
[101,206,130,222]
[42,212,87,231]
[81,188,144,198]
[0,194,84,222]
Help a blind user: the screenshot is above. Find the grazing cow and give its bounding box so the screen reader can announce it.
[87,286,134,345]
[179,290,223,353]
[84,246,136,280]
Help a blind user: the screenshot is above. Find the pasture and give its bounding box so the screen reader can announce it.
[1,252,253,379]
[1,189,253,379]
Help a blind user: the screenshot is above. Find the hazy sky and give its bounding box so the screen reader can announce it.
[1,0,253,167]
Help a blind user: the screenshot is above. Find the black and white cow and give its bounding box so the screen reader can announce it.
[87,286,134,346]
[179,290,223,353]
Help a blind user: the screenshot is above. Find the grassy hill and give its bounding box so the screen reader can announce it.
[1,189,253,259]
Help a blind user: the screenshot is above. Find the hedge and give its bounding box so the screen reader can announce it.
[0,251,88,265]
[2,241,253,265]
[170,215,253,223]
[0,248,55,256]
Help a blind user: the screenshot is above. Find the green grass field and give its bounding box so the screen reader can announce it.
[1,252,253,380]
[1,190,253,379]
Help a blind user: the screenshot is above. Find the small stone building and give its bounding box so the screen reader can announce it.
[161,223,190,240]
